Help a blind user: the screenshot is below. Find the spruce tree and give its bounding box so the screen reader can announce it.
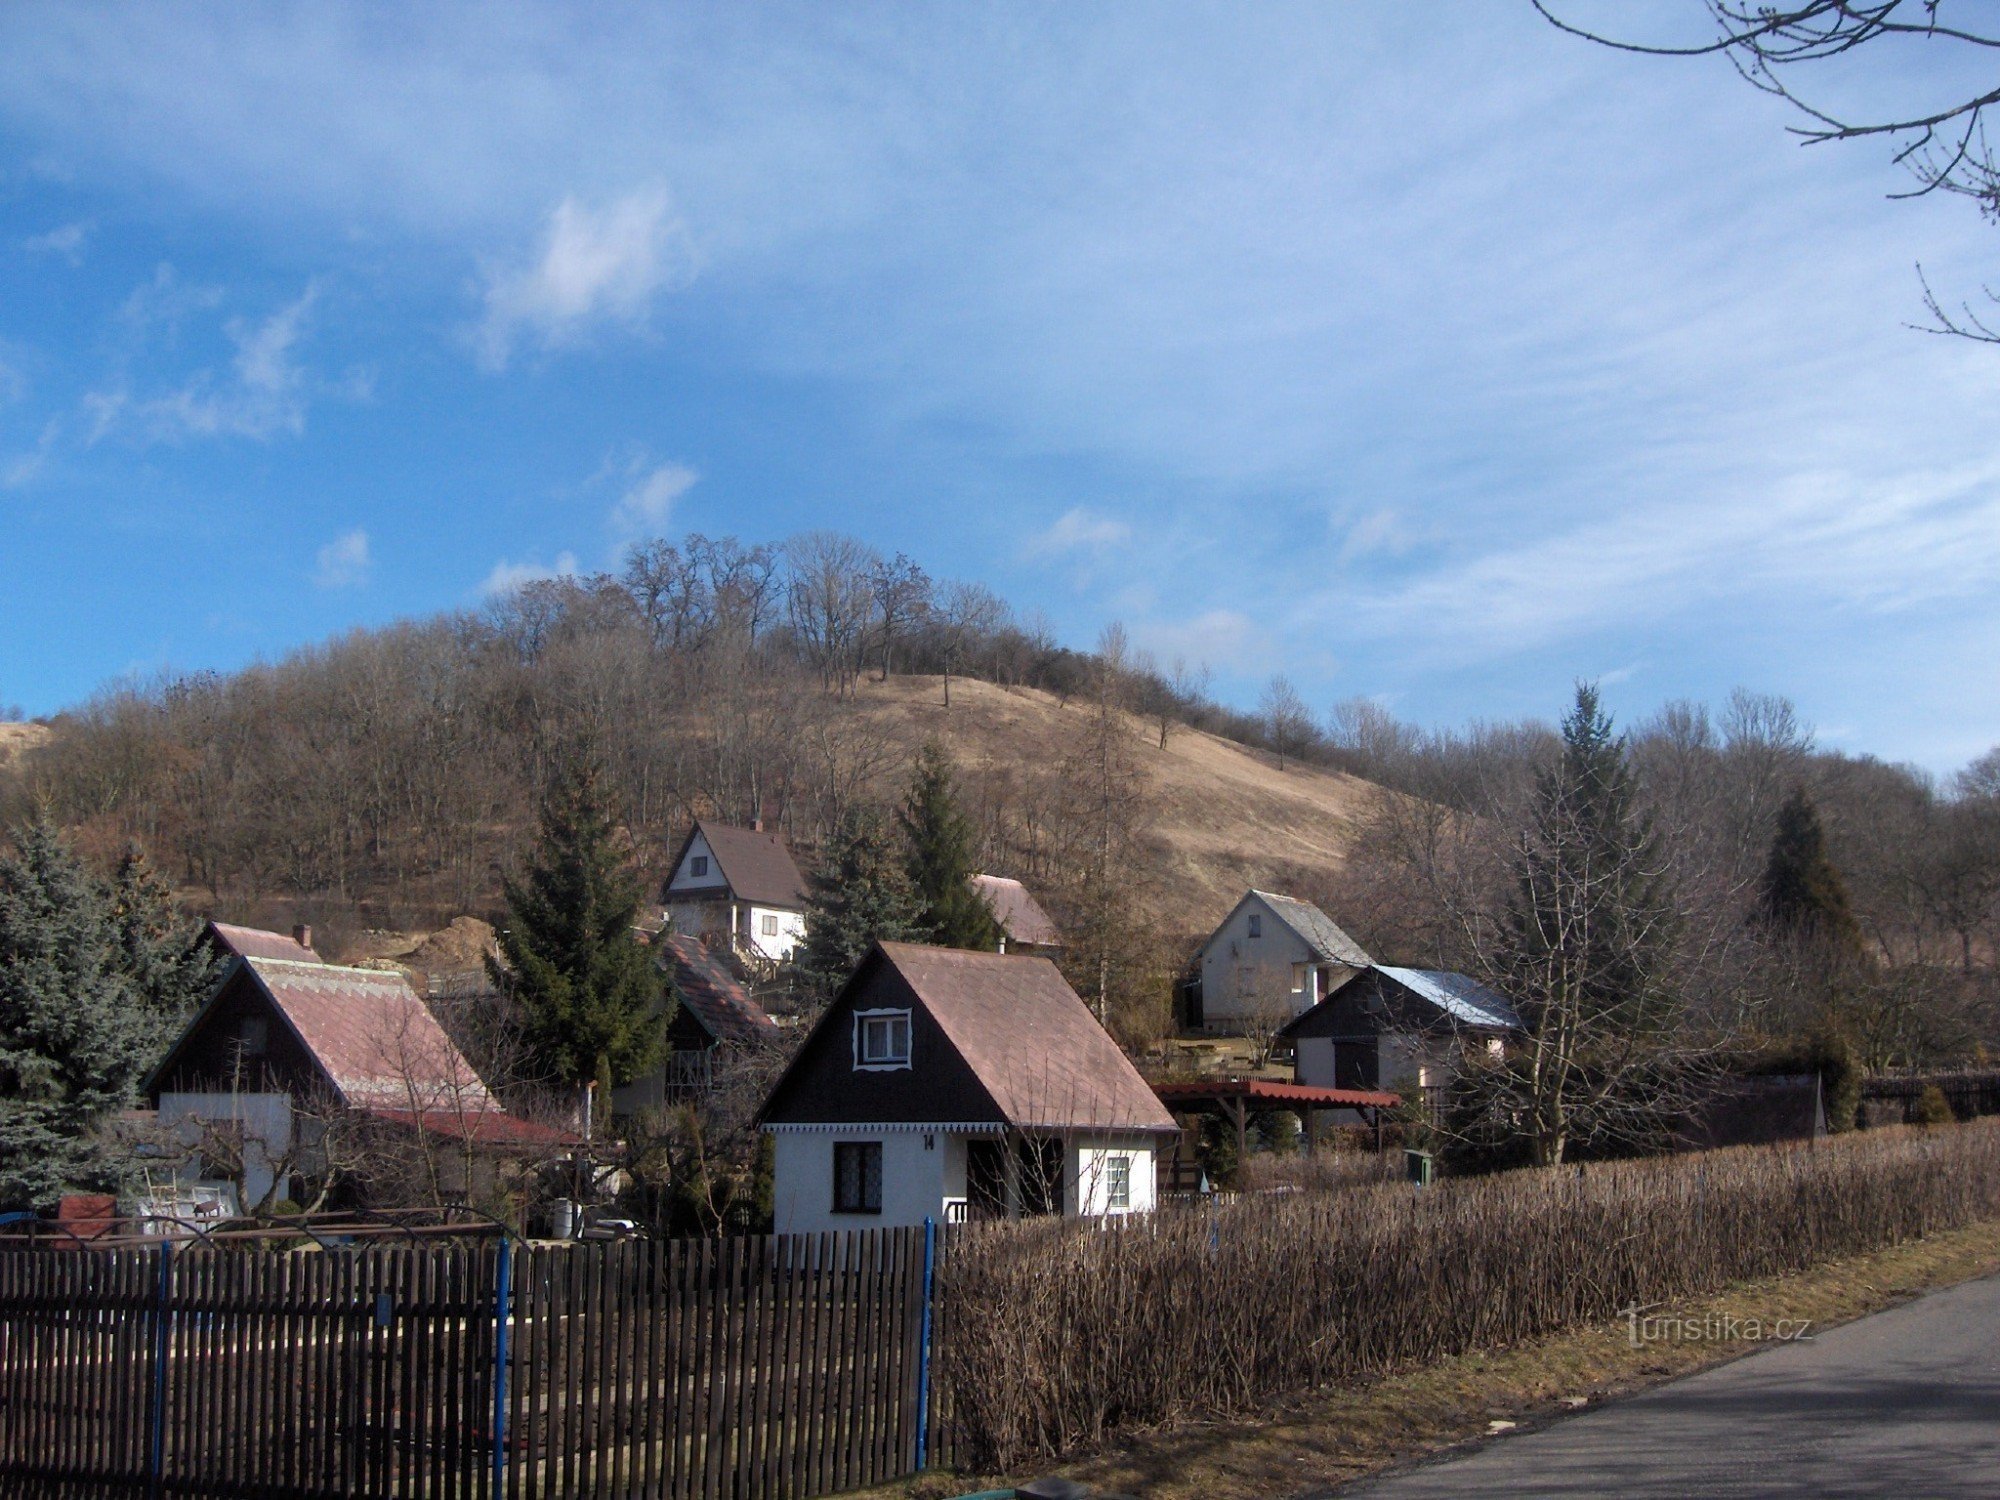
[1757,786,1864,955]
[108,844,220,1031]
[489,753,661,1097]
[899,740,1002,951]
[1497,684,1681,1164]
[0,822,166,1209]
[795,807,922,1003]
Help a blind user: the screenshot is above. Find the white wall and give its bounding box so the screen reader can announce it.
[156,1090,296,1209]
[665,830,727,895]
[1071,1136,1157,1217]
[744,904,806,962]
[1199,895,1321,1027]
[770,1129,950,1235]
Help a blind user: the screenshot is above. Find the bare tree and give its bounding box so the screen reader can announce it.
[868,553,933,681]
[1259,675,1314,771]
[934,582,1007,707]
[785,532,880,696]
[1537,1,2000,341]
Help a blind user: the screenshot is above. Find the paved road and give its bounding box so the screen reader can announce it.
[1338,1273,2000,1499]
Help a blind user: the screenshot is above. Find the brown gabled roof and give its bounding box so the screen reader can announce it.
[970,874,1062,949]
[871,942,1176,1133]
[205,921,319,963]
[682,820,808,909]
[245,957,495,1111]
[657,934,781,1045]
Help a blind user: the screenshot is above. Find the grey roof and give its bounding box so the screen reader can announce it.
[680,820,808,909]
[970,874,1062,949]
[1249,891,1374,967]
[1376,966,1522,1031]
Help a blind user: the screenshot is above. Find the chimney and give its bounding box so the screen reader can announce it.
[293,923,313,952]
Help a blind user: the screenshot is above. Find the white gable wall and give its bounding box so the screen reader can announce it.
[1198,893,1354,1030]
[665,830,728,895]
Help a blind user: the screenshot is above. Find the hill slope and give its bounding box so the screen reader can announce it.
[845,675,1389,935]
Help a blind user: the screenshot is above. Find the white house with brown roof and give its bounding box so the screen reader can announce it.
[1191,890,1374,1033]
[663,820,809,963]
[147,930,566,1211]
[756,942,1178,1234]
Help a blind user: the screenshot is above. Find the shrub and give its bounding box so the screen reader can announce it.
[936,1123,2000,1470]
[1916,1085,1956,1127]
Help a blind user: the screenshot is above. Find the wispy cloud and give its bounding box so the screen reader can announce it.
[313,527,370,589]
[608,459,698,541]
[2,418,60,491]
[22,219,91,263]
[477,187,695,369]
[481,552,580,598]
[1026,507,1132,558]
[1130,609,1264,677]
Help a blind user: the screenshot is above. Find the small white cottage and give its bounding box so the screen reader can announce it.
[757,942,1178,1234]
[1190,889,1374,1032]
[663,820,809,963]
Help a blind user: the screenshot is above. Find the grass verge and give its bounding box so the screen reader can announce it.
[870,1214,2000,1500]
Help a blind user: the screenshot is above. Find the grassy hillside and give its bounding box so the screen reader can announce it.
[845,674,1390,936]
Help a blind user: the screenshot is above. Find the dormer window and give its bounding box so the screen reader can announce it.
[690,855,709,878]
[853,1009,912,1071]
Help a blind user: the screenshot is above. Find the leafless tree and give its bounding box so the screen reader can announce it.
[1259,675,1315,771]
[1538,0,2000,341]
[785,532,880,696]
[868,553,933,681]
[933,582,1007,707]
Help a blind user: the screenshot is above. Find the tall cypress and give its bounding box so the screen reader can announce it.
[796,807,922,1003]
[1757,785,1864,955]
[489,752,661,1096]
[899,740,1002,951]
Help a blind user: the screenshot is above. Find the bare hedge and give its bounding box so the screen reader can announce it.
[937,1123,2000,1469]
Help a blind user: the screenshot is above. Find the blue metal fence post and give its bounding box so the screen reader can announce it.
[491,1238,513,1498]
[915,1216,937,1471]
[148,1239,172,1500]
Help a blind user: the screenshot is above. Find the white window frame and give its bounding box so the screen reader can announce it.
[760,912,779,937]
[1105,1153,1132,1209]
[852,1008,913,1071]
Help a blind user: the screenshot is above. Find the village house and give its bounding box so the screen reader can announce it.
[611,933,784,1111]
[663,819,809,964]
[146,929,567,1213]
[757,942,1178,1234]
[968,873,1062,955]
[1189,889,1374,1033]
[1278,964,1522,1100]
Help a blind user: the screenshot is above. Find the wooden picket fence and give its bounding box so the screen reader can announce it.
[0,1225,951,1499]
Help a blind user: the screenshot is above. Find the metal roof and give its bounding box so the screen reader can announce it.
[969,874,1063,949]
[205,921,318,963]
[1375,966,1523,1031]
[1152,1078,1400,1111]
[1247,891,1374,967]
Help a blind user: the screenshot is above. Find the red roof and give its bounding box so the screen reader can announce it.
[1152,1078,1401,1111]
[657,934,781,1044]
[361,1107,579,1149]
[206,921,318,963]
[246,957,496,1111]
[970,874,1063,949]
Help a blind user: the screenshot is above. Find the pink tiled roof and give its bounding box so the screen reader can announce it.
[657,935,781,1044]
[247,957,494,1112]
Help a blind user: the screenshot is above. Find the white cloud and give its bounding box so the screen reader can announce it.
[481,551,579,598]
[477,187,695,369]
[1130,609,1264,677]
[93,281,335,443]
[22,219,91,263]
[314,528,371,589]
[2,418,61,490]
[1336,508,1414,567]
[1025,507,1132,558]
[609,459,698,540]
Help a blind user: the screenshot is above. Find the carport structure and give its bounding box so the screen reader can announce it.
[1152,1077,1401,1163]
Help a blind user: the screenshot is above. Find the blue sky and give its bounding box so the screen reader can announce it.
[3,4,1998,771]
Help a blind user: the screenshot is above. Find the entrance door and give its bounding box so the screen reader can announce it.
[965,1138,1007,1220]
[1018,1136,1063,1216]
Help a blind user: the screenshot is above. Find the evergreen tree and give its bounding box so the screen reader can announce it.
[795,807,921,1003]
[0,822,166,1209]
[1757,786,1864,955]
[898,740,1002,951]
[1494,684,1683,1165]
[488,753,661,1096]
[108,844,220,1031]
